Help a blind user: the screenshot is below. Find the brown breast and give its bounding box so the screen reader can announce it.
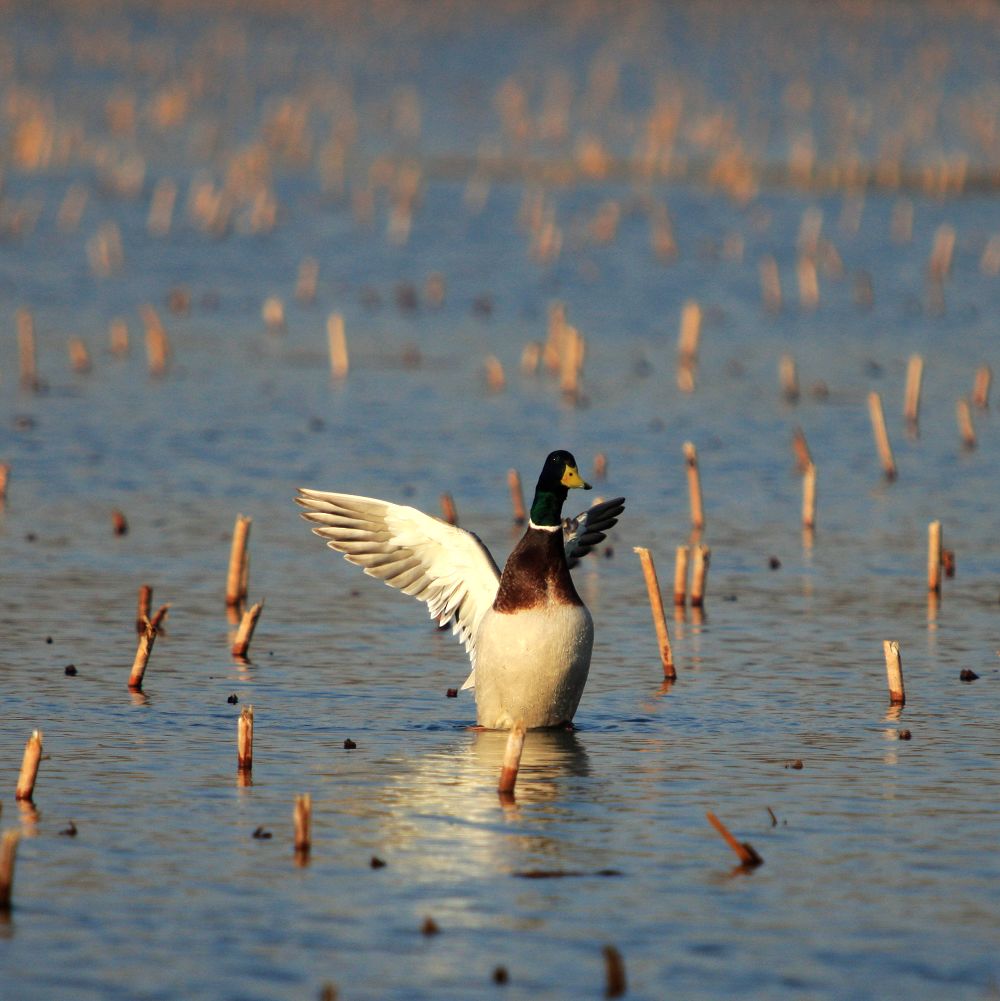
[492,527,583,612]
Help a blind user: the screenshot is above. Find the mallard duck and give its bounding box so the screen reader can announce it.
[296,450,624,729]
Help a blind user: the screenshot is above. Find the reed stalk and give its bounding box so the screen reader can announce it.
[633,547,676,679]
[14,731,43,801]
[497,721,527,796]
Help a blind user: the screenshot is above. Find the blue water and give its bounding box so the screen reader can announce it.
[1,3,999,999]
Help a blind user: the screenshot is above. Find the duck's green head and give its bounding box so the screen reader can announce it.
[531,450,592,526]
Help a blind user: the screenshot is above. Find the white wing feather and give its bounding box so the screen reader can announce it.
[295,488,501,676]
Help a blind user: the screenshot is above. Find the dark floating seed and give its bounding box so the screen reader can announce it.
[370,856,386,869]
[227,693,239,704]
[421,916,440,936]
[252,826,272,839]
[344,738,357,749]
[784,759,804,769]
[898,729,912,741]
[769,557,782,570]
[445,688,458,698]
[60,821,78,837]
[45,635,52,643]
[64,664,77,676]
[959,669,979,682]
[492,966,509,985]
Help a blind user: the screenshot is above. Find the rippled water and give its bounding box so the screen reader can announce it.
[2,3,999,1000]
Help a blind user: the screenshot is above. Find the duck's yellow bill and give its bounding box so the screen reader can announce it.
[562,464,592,490]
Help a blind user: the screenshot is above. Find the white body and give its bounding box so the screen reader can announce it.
[474,604,593,729]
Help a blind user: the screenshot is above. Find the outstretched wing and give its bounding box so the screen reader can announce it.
[296,488,502,669]
[563,496,626,568]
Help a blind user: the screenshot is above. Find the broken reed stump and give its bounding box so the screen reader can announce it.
[928,521,942,595]
[759,255,782,312]
[507,469,526,525]
[237,705,254,772]
[293,793,312,860]
[141,305,169,377]
[0,462,9,502]
[802,462,817,530]
[603,945,627,998]
[779,353,799,403]
[108,318,129,357]
[690,545,711,609]
[673,545,690,607]
[884,640,905,706]
[706,811,763,868]
[129,617,157,691]
[633,547,676,679]
[226,514,252,608]
[231,600,264,658]
[68,336,91,374]
[327,312,349,380]
[956,398,976,449]
[677,300,701,365]
[559,325,584,402]
[440,493,458,526]
[593,452,608,480]
[972,364,991,409]
[497,720,527,797]
[867,392,897,480]
[683,441,705,531]
[791,427,812,474]
[14,730,43,801]
[797,255,819,310]
[484,354,505,392]
[16,307,39,390]
[904,353,923,430]
[111,509,128,536]
[0,830,19,912]
[136,584,153,634]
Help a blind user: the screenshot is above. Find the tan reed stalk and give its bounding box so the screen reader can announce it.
[683,442,705,531]
[867,392,897,480]
[559,325,583,401]
[603,945,627,998]
[972,364,991,409]
[68,336,91,373]
[237,706,254,771]
[507,469,526,525]
[484,355,505,392]
[293,793,312,854]
[261,297,285,332]
[231,600,264,658]
[520,342,541,375]
[904,354,923,429]
[440,493,458,526]
[0,462,9,502]
[759,255,782,312]
[956,398,976,449]
[927,521,942,595]
[141,306,169,377]
[791,427,812,474]
[706,811,763,867]
[136,585,152,634]
[327,313,349,379]
[111,510,128,536]
[802,462,817,530]
[677,300,701,364]
[673,545,690,608]
[779,353,799,402]
[147,178,176,237]
[108,318,129,356]
[295,257,318,303]
[544,301,567,373]
[593,452,608,480]
[883,640,905,706]
[633,547,676,679]
[129,618,156,691]
[14,731,43,801]
[690,545,711,608]
[16,308,38,390]
[226,514,252,608]
[929,224,955,279]
[797,256,819,310]
[497,721,527,796]
[0,830,19,912]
